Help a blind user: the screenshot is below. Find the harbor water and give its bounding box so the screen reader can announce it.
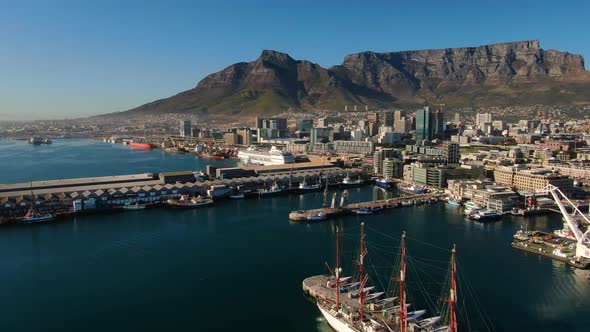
[0,139,589,331]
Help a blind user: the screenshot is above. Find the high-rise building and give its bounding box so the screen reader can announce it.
[237,128,252,145]
[384,112,394,127]
[434,108,445,138]
[394,116,409,133]
[298,119,314,132]
[475,113,492,130]
[317,117,328,127]
[367,122,379,137]
[224,132,238,145]
[442,141,460,165]
[415,107,433,141]
[310,127,332,144]
[180,120,192,137]
[254,117,288,137]
[367,112,379,124]
[394,110,406,123]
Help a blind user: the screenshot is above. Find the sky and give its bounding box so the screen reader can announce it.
[1,0,589,120]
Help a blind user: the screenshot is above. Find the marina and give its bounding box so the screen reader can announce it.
[1,139,590,331]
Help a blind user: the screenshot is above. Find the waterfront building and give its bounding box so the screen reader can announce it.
[383,158,403,179]
[332,140,374,156]
[415,107,433,141]
[493,166,574,195]
[405,163,479,188]
[180,120,192,137]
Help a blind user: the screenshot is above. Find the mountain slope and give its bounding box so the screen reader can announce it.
[119,40,590,117]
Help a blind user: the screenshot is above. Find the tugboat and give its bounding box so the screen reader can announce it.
[294,176,323,193]
[21,199,55,224]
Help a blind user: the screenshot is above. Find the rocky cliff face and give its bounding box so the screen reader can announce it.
[122,40,588,116]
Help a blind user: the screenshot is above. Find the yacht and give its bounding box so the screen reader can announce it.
[470,210,502,221]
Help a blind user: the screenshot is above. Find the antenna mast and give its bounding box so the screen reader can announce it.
[449,244,457,332]
[358,222,367,321]
[397,231,407,332]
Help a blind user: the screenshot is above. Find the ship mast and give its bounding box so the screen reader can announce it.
[396,231,407,332]
[335,226,341,311]
[358,222,367,321]
[449,244,457,332]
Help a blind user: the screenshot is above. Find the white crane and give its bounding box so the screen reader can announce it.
[537,185,590,259]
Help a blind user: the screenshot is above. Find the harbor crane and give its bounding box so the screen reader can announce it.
[537,185,590,259]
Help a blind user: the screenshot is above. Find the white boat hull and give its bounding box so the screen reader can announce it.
[317,303,359,332]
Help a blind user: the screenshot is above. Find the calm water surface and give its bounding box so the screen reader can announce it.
[0,139,589,331]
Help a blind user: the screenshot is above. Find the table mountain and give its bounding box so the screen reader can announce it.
[120,40,589,117]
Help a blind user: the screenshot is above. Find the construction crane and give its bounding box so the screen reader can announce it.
[537,185,590,259]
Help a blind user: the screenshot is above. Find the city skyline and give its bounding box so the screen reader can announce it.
[2,0,590,121]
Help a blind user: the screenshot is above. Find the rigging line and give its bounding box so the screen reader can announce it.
[405,235,453,252]
[407,256,439,314]
[456,261,496,332]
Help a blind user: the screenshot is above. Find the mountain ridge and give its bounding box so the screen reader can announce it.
[116,40,590,118]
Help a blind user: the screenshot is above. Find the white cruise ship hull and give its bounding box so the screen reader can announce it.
[317,303,359,332]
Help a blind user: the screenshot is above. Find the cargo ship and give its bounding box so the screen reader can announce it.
[129,139,152,150]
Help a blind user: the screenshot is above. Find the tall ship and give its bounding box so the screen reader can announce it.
[303,224,467,332]
[237,146,295,166]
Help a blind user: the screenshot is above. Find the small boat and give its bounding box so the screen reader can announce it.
[398,184,427,194]
[123,203,146,210]
[340,173,364,187]
[258,182,285,197]
[401,201,413,207]
[447,198,462,207]
[470,210,502,221]
[375,178,395,189]
[166,195,214,208]
[351,208,373,215]
[296,176,323,193]
[306,213,326,221]
[229,193,245,199]
[513,227,532,241]
[21,213,55,223]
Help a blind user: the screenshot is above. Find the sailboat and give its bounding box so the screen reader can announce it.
[303,224,461,332]
[21,184,55,223]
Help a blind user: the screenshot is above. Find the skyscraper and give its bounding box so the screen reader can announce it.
[180,120,192,137]
[367,112,379,124]
[384,112,394,127]
[434,108,445,138]
[415,107,433,141]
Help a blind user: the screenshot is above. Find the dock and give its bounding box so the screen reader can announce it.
[512,239,590,269]
[288,193,440,221]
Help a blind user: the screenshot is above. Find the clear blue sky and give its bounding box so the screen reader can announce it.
[1,0,589,120]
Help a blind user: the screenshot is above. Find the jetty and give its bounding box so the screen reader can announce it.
[288,193,440,221]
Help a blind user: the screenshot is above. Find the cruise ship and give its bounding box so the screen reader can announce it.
[237,146,295,166]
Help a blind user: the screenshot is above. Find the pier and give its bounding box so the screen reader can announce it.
[288,193,440,221]
[512,240,590,269]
